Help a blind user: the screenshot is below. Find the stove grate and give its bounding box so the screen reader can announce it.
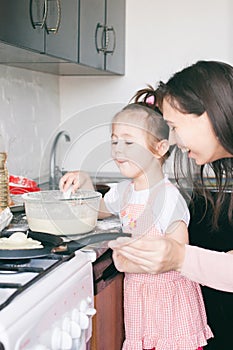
[0,252,75,311]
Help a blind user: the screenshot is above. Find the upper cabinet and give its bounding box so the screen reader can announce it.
[45,0,79,61]
[79,0,125,75]
[0,0,125,75]
[0,0,79,62]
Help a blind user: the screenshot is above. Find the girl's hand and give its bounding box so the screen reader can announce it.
[59,171,94,193]
[108,236,185,274]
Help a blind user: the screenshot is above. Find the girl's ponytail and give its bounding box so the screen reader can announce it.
[130,85,161,115]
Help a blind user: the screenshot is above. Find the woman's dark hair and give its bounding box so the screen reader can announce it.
[157,60,233,228]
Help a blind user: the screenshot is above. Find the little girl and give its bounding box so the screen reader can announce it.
[60,88,213,350]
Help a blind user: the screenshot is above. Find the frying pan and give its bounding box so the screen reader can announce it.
[0,230,131,260]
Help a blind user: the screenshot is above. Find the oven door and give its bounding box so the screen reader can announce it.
[0,251,95,350]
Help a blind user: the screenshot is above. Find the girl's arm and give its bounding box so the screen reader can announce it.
[59,171,94,192]
[98,198,112,219]
[165,220,189,245]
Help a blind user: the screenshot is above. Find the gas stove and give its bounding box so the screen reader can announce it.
[0,211,123,349]
[0,248,95,349]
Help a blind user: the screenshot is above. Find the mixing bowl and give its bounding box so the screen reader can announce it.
[22,190,102,235]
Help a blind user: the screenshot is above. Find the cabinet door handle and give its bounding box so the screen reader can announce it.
[104,25,116,55]
[45,0,61,34]
[95,23,116,55]
[95,23,105,53]
[30,0,48,29]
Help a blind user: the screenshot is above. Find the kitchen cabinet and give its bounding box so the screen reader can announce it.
[91,248,125,350]
[0,0,79,62]
[79,0,125,75]
[0,0,125,75]
[91,273,125,350]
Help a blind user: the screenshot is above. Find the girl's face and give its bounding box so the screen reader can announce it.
[162,99,231,165]
[111,118,158,181]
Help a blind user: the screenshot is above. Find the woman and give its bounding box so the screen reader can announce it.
[109,60,233,292]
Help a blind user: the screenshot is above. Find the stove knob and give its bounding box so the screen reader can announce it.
[86,306,96,317]
[86,296,92,304]
[79,299,88,313]
[51,327,72,350]
[79,312,89,330]
[80,298,96,315]
[70,320,82,339]
[71,307,89,330]
[79,298,96,322]
[62,316,70,333]
[62,316,81,339]
[71,308,80,323]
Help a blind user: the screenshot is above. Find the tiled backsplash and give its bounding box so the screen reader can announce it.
[0,65,125,185]
[0,64,193,185]
[0,65,60,182]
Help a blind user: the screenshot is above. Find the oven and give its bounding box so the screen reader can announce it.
[0,211,126,350]
[0,249,96,350]
[0,212,97,350]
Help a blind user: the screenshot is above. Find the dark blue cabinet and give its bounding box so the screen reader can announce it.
[0,0,125,75]
[79,0,125,75]
[0,0,79,62]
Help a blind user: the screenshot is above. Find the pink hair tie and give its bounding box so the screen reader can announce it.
[146,95,155,105]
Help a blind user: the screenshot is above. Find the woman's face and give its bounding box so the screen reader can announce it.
[162,99,231,165]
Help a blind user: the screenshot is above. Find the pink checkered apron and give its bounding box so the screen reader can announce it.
[120,203,213,350]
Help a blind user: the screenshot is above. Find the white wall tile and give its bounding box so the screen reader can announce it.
[0,66,60,182]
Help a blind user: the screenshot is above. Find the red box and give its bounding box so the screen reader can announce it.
[9,175,41,195]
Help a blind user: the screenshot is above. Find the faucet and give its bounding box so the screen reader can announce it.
[49,130,71,190]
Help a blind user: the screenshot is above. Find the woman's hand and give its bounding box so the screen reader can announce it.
[108,236,186,274]
[59,171,94,193]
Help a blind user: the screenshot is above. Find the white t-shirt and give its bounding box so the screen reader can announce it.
[104,177,190,234]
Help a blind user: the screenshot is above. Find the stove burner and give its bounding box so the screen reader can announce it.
[0,259,32,273]
[0,259,31,267]
[0,252,75,312]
